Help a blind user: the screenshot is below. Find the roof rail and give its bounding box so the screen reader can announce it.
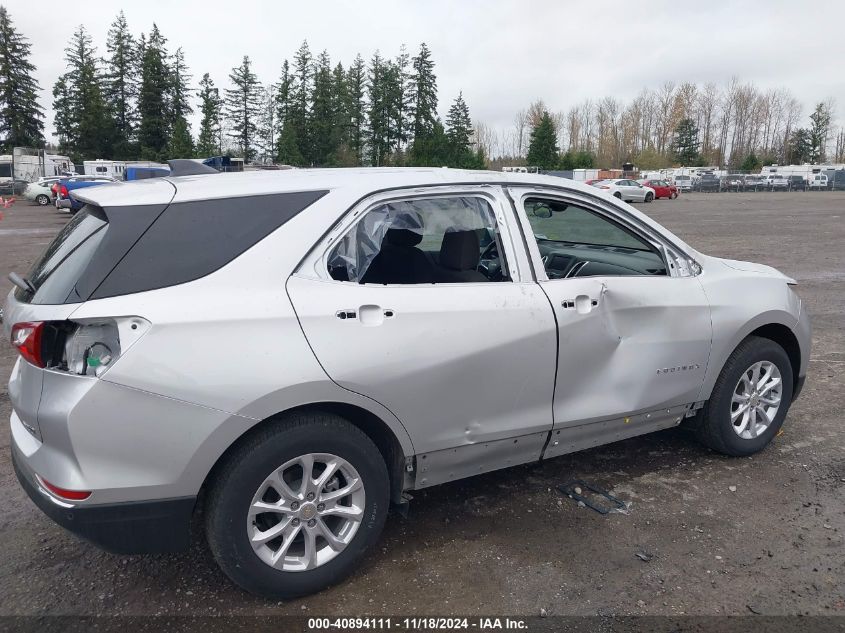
[167,159,219,177]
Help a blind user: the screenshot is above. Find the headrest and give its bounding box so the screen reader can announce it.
[384,228,423,247]
[439,230,480,271]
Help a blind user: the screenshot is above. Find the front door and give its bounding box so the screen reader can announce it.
[287,188,558,456]
[510,189,712,430]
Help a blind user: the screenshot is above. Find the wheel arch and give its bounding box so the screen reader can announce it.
[199,402,411,507]
[700,314,802,403]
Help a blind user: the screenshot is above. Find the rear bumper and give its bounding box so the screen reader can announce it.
[12,443,195,554]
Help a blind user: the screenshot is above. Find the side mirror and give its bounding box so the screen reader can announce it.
[529,203,553,219]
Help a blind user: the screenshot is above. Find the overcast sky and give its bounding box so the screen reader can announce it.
[6,0,845,147]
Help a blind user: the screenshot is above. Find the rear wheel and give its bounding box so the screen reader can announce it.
[35,194,50,206]
[206,412,390,599]
[694,336,793,456]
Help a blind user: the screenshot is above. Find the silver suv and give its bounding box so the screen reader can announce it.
[5,166,810,599]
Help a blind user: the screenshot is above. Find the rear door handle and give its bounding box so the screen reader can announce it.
[562,295,599,313]
[336,306,395,323]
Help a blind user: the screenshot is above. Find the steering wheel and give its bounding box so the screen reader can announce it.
[478,239,504,281]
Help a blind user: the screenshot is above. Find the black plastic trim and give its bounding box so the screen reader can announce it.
[792,375,806,402]
[13,446,195,554]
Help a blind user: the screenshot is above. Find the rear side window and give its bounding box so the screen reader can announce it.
[15,206,109,304]
[91,190,328,299]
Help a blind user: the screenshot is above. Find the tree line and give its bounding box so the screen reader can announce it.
[0,6,485,169]
[493,82,843,171]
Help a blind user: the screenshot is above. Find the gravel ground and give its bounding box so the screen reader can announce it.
[0,192,842,617]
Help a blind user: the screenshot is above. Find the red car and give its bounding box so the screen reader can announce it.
[638,179,678,199]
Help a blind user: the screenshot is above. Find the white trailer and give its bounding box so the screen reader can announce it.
[760,163,845,177]
[83,159,127,179]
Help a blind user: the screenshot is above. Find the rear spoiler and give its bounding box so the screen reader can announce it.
[167,159,219,177]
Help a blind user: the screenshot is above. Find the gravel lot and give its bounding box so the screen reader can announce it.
[0,192,843,617]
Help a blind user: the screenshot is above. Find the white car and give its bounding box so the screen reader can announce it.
[591,179,655,203]
[23,177,61,206]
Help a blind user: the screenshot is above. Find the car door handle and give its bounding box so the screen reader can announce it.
[336,307,395,323]
[562,296,599,311]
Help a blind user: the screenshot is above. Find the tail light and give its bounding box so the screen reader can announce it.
[10,318,148,376]
[36,475,91,501]
[11,322,45,367]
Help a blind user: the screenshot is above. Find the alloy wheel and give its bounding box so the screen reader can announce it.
[247,453,366,572]
[730,361,782,440]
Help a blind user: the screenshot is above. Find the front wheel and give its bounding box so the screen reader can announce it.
[694,336,793,456]
[613,191,622,199]
[644,192,654,202]
[206,412,390,599]
[670,192,678,199]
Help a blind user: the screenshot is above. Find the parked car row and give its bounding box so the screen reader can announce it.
[22,175,115,211]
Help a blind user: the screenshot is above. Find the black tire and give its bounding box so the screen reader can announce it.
[35,194,50,206]
[613,191,622,199]
[644,192,654,202]
[671,192,678,199]
[205,412,390,599]
[694,336,793,457]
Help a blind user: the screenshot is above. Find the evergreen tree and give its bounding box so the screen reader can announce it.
[224,55,262,161]
[331,61,354,165]
[255,85,277,163]
[196,72,221,157]
[310,50,336,165]
[346,54,366,165]
[740,152,761,172]
[367,51,390,166]
[167,47,193,157]
[289,40,312,163]
[0,6,44,151]
[672,118,701,166]
[53,26,113,161]
[409,118,449,166]
[167,115,193,158]
[103,11,137,159]
[525,111,559,170]
[169,47,192,120]
[410,42,437,139]
[809,102,831,163]
[389,45,412,158]
[276,119,303,166]
[788,128,812,164]
[445,92,474,167]
[137,24,170,160]
[273,59,293,161]
[52,79,73,153]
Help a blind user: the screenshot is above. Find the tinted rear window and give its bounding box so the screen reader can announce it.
[91,190,328,299]
[15,205,108,304]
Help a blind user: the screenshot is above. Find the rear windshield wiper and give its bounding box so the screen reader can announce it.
[8,272,36,294]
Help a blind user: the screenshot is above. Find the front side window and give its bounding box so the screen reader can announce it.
[328,196,509,284]
[524,198,667,279]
